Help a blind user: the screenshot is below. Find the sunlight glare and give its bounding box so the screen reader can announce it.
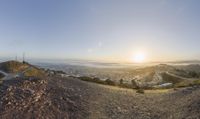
[132,52,146,63]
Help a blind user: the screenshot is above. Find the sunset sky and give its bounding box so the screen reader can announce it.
[0,0,200,63]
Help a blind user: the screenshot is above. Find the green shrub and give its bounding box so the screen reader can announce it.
[78,76,116,86]
[104,79,116,85]
[136,89,145,94]
[193,79,200,85]
[79,76,103,84]
[188,71,199,78]
[120,79,123,85]
[119,83,133,88]
[174,79,200,88]
[131,80,139,89]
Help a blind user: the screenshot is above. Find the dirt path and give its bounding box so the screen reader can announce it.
[1,76,200,119]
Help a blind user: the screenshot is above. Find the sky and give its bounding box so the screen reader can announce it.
[0,0,200,63]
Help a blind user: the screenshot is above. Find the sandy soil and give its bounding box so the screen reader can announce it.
[0,76,200,119]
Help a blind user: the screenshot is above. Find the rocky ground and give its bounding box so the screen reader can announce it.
[0,76,200,119]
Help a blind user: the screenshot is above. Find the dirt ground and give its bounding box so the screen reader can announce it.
[0,76,200,119]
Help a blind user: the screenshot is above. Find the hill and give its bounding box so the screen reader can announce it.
[0,60,45,78]
[0,60,29,73]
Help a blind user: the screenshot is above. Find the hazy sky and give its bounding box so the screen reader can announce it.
[0,0,200,62]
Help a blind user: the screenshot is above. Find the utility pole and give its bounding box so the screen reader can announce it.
[15,55,18,61]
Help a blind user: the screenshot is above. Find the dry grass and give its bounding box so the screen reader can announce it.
[174,79,200,88]
[24,68,45,78]
[0,61,29,73]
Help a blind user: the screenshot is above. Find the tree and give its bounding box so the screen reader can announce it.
[189,71,199,78]
[120,79,124,85]
[131,79,139,89]
[105,79,115,85]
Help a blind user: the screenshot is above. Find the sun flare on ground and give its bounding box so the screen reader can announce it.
[131,52,146,63]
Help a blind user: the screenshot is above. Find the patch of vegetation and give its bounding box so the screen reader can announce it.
[104,79,116,85]
[120,79,123,85]
[118,83,133,89]
[78,76,142,90]
[79,76,102,83]
[55,70,66,75]
[174,79,200,88]
[117,79,140,89]
[136,89,145,94]
[24,68,45,78]
[174,69,200,78]
[161,73,183,84]
[78,76,116,86]
[131,79,139,89]
[188,71,200,78]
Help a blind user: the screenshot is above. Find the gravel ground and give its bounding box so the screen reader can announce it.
[0,76,200,119]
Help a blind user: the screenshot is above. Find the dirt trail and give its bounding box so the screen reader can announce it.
[1,76,200,119]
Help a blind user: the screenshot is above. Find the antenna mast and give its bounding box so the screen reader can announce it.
[23,53,25,63]
[15,55,18,61]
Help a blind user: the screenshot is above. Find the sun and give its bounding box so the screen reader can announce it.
[131,52,146,63]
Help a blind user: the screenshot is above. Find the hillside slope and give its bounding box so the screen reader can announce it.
[1,76,200,119]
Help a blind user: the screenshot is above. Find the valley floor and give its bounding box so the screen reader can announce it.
[0,76,200,119]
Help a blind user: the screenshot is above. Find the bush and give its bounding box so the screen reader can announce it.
[104,79,116,86]
[131,80,139,89]
[193,79,200,85]
[24,68,45,78]
[119,83,133,88]
[79,76,95,81]
[188,71,199,78]
[79,76,103,84]
[55,70,66,75]
[120,79,123,85]
[174,79,200,88]
[78,76,116,86]
[136,89,145,94]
